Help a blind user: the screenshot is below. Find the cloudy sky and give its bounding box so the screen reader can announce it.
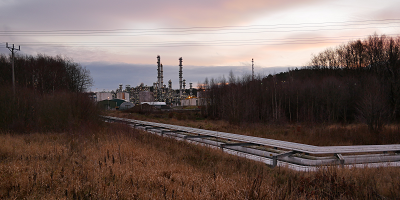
[1,0,399,91]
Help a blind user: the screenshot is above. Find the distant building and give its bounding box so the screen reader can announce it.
[181,96,198,106]
[139,91,154,103]
[97,99,126,110]
[98,100,117,110]
[116,92,129,102]
[120,102,134,110]
[96,92,113,102]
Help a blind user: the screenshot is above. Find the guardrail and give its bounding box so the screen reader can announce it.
[102,116,400,171]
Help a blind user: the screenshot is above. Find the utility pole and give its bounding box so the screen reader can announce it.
[252,58,254,81]
[6,43,20,95]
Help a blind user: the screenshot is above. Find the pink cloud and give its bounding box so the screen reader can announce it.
[0,0,327,30]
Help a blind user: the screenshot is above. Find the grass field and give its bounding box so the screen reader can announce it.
[1,122,400,199]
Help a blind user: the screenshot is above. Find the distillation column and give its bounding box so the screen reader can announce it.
[189,82,193,96]
[179,57,183,98]
[157,55,161,89]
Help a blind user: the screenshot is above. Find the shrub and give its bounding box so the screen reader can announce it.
[0,85,101,133]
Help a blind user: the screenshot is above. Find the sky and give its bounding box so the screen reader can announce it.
[1,0,399,91]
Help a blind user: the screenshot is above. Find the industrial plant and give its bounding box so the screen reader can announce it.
[95,56,199,109]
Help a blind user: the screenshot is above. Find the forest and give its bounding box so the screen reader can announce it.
[0,54,93,94]
[200,34,400,132]
[0,54,98,133]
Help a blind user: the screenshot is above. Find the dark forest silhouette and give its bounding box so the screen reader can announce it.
[200,34,400,132]
[0,54,97,133]
[0,54,93,94]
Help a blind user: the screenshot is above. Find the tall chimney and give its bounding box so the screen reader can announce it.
[157,55,161,89]
[161,64,164,89]
[189,82,193,96]
[179,57,183,98]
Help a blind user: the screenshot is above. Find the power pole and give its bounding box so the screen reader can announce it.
[6,43,20,95]
[252,58,254,81]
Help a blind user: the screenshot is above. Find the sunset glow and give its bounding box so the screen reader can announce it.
[1,0,399,90]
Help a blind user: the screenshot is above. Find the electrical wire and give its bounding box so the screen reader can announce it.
[0,19,399,36]
[8,34,400,48]
[1,19,399,48]
[1,18,400,32]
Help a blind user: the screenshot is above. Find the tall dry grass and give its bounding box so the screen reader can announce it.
[1,123,399,199]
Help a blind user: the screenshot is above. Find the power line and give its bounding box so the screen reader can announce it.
[1,25,398,36]
[0,19,399,36]
[9,34,400,48]
[1,18,399,33]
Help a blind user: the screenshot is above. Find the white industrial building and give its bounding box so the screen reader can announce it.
[116,92,129,102]
[96,92,113,102]
[181,97,198,106]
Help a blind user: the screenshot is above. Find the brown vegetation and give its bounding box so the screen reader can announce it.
[1,123,400,199]
[0,86,100,133]
[1,37,400,199]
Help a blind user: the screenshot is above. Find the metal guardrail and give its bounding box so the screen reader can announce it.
[103,116,400,171]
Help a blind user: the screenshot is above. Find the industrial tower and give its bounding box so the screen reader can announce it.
[179,57,183,98]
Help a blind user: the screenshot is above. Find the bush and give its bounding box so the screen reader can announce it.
[0,85,101,133]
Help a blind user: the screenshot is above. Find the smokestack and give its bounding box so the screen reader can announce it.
[189,82,193,96]
[157,55,161,89]
[161,64,163,89]
[179,57,183,97]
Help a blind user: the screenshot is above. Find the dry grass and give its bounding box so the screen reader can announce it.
[1,123,400,199]
[110,110,400,146]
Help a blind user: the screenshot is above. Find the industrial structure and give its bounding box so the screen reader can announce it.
[179,57,183,98]
[96,55,199,108]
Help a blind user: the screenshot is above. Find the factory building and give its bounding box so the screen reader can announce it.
[104,55,199,108]
[116,92,129,102]
[181,96,198,106]
[139,91,154,103]
[96,92,113,102]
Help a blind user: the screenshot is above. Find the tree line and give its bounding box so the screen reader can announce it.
[200,34,400,132]
[0,53,93,93]
[0,53,98,133]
